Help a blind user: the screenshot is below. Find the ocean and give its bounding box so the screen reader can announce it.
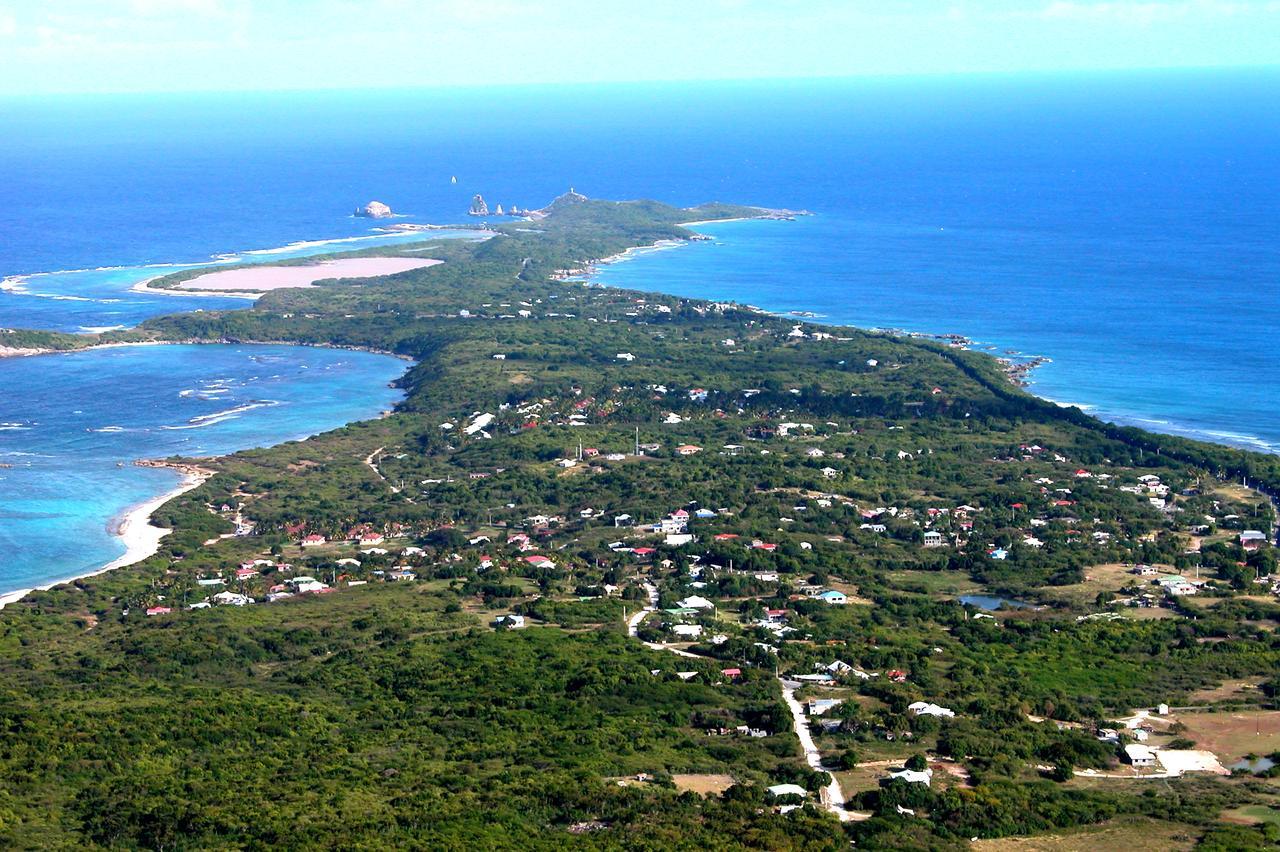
[1,69,1277,592]
[0,344,406,595]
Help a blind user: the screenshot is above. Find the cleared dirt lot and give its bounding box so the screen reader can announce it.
[1175,710,1280,763]
[671,774,735,796]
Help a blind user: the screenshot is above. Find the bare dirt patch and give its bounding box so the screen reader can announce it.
[671,774,735,796]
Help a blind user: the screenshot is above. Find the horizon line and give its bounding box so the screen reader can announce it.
[3,62,1277,100]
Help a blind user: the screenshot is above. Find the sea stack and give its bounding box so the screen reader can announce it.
[354,201,393,218]
[468,194,490,216]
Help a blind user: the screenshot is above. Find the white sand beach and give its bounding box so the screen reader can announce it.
[0,467,209,611]
[172,257,442,292]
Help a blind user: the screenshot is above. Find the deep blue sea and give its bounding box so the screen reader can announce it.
[1,69,1277,592]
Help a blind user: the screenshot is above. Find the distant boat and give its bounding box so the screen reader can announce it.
[451,176,457,184]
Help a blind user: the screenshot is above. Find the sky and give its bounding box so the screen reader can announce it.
[0,0,1277,95]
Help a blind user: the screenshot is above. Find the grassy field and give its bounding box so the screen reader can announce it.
[1034,562,1167,607]
[1187,678,1267,705]
[1222,804,1280,827]
[884,569,982,597]
[1175,710,1280,763]
[972,816,1199,851]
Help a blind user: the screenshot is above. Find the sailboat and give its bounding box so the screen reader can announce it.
[451,175,457,184]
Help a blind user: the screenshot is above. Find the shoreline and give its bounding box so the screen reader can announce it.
[138,256,445,297]
[0,338,416,363]
[0,462,212,611]
[588,219,1280,458]
[0,341,412,607]
[1,212,1272,609]
[129,274,262,299]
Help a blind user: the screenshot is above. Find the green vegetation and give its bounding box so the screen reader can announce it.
[1,192,1277,848]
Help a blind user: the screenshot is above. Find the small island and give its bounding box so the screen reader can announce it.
[354,200,394,218]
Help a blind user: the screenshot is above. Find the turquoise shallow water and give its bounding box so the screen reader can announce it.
[0,343,405,595]
[0,228,481,595]
[1,228,479,333]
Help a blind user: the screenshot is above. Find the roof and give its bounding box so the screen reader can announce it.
[887,768,932,784]
[766,784,808,798]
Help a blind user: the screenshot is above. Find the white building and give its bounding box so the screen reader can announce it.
[907,701,956,719]
[1125,744,1157,768]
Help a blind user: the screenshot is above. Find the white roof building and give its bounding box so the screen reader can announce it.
[887,768,933,785]
[767,784,808,798]
[1125,744,1157,767]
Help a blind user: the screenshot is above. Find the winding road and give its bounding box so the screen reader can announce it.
[626,578,867,821]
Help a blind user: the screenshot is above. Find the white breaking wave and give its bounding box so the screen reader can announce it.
[160,400,279,430]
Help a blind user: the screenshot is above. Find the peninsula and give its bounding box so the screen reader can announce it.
[0,193,1277,850]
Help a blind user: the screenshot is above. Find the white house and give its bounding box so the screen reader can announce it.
[671,623,703,639]
[767,784,808,798]
[807,698,843,716]
[1158,576,1199,596]
[816,590,847,605]
[495,614,526,629]
[922,531,945,548]
[908,701,956,719]
[677,595,715,610]
[1125,744,1157,768]
[887,768,933,786]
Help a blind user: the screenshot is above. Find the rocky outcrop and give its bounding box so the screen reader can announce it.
[354,201,393,218]
[525,188,589,220]
[468,194,489,216]
[549,188,588,208]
